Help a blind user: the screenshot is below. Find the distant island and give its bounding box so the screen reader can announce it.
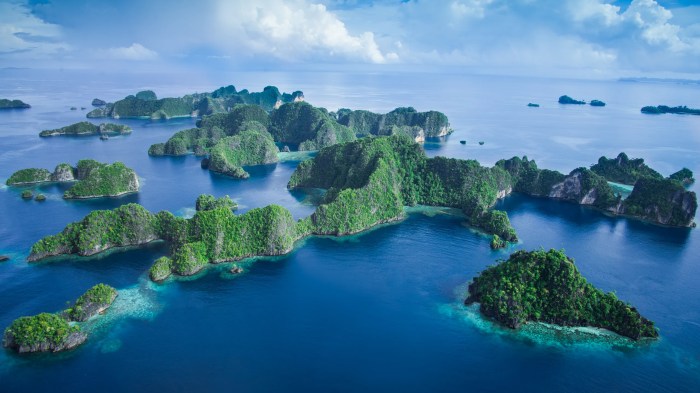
[558,95,585,105]
[641,105,700,115]
[39,121,131,138]
[86,85,304,120]
[527,103,539,107]
[6,160,140,199]
[590,100,606,107]
[0,99,30,109]
[465,249,658,340]
[3,284,117,353]
[149,102,451,173]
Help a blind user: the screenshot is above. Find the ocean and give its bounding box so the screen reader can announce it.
[0,68,698,392]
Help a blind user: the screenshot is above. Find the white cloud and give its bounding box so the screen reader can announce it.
[622,0,690,52]
[104,43,158,61]
[0,1,69,58]
[215,0,396,63]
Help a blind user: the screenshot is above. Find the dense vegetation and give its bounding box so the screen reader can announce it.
[196,194,237,211]
[63,161,139,198]
[87,85,302,119]
[65,284,118,322]
[620,178,697,226]
[0,99,30,109]
[149,256,173,282]
[669,168,695,186]
[7,160,139,199]
[336,106,451,138]
[3,283,118,353]
[558,95,586,105]
[641,105,700,115]
[289,135,517,240]
[270,102,356,150]
[3,313,83,353]
[6,168,52,185]
[207,129,279,178]
[466,249,658,340]
[39,121,131,137]
[590,152,663,185]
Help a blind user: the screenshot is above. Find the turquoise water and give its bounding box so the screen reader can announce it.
[0,69,699,392]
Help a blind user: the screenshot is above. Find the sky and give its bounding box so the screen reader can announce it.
[0,0,699,78]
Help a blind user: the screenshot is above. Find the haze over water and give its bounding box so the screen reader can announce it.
[0,68,699,391]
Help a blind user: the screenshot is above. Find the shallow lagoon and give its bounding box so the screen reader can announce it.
[0,69,699,392]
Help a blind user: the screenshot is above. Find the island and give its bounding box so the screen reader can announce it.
[558,95,586,105]
[670,168,695,186]
[3,284,117,353]
[590,152,663,185]
[39,121,131,138]
[465,249,658,340]
[27,136,697,282]
[206,129,278,179]
[527,103,539,107]
[335,106,452,141]
[0,255,9,262]
[590,100,606,107]
[86,85,304,120]
[92,98,107,106]
[641,105,700,115]
[196,194,237,211]
[64,283,118,322]
[0,99,31,109]
[6,160,140,199]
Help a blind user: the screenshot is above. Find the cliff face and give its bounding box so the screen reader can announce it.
[548,169,616,208]
[3,330,86,354]
[614,178,697,227]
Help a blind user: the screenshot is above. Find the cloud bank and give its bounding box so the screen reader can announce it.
[2,0,698,76]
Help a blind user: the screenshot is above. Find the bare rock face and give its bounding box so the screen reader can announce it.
[3,329,87,354]
[549,171,585,202]
[51,164,75,182]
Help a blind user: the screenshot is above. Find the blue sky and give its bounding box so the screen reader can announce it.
[1,0,699,77]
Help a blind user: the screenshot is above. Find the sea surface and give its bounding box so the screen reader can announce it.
[0,69,699,392]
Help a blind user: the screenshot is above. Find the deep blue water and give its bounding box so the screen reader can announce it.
[0,69,699,392]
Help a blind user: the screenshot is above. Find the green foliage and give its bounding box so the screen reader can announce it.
[172,241,209,275]
[64,162,138,198]
[337,107,450,137]
[66,283,117,322]
[622,178,697,226]
[135,90,157,101]
[3,313,80,347]
[207,129,279,178]
[269,102,356,149]
[0,99,30,109]
[472,210,517,242]
[29,203,160,260]
[466,249,658,340]
[196,194,237,211]
[198,105,270,135]
[669,168,694,186]
[39,121,97,137]
[149,257,173,281]
[496,156,565,196]
[21,190,33,199]
[558,95,586,105]
[148,127,226,156]
[590,152,663,185]
[490,234,506,249]
[7,168,51,185]
[641,105,700,115]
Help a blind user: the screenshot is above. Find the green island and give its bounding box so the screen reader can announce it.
[196,194,237,211]
[28,136,697,273]
[496,155,697,227]
[205,128,279,179]
[641,105,700,115]
[527,103,539,107]
[0,99,31,109]
[91,98,106,106]
[64,283,118,322]
[590,152,663,185]
[335,106,452,141]
[558,95,586,105]
[669,168,695,186]
[6,160,140,199]
[39,121,131,138]
[465,249,658,340]
[2,284,117,353]
[87,85,304,120]
[590,100,606,107]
